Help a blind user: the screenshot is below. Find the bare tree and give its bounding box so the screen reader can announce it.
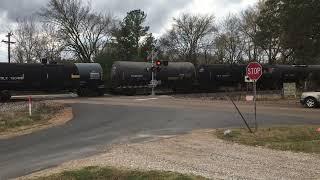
[240,7,264,62]
[12,17,66,63]
[215,15,245,64]
[13,17,39,63]
[160,13,216,65]
[159,29,188,61]
[34,22,66,61]
[41,0,113,62]
[198,39,215,64]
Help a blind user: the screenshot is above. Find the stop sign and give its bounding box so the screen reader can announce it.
[246,62,262,81]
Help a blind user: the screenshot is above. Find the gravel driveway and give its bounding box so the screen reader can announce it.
[20,129,320,180]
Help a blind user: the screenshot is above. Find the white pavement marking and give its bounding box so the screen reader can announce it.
[135,98,158,101]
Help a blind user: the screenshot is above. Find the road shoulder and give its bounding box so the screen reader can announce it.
[19,129,320,180]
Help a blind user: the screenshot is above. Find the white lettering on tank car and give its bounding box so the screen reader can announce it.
[0,74,24,81]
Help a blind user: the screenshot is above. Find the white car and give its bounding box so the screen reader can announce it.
[300,92,320,108]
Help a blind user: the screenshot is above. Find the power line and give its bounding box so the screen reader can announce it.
[2,32,16,63]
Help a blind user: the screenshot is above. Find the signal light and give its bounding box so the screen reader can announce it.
[155,60,161,66]
[163,61,168,66]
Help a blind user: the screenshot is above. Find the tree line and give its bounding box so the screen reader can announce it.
[11,0,320,66]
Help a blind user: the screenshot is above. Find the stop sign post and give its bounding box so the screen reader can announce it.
[246,62,263,132]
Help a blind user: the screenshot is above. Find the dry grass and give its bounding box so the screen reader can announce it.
[33,166,207,180]
[216,126,320,154]
[0,102,63,132]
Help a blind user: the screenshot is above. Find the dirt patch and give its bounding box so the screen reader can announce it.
[19,129,320,180]
[0,103,73,140]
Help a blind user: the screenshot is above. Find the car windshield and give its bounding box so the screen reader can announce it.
[0,0,320,180]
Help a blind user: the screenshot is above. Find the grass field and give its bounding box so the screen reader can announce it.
[0,102,63,132]
[216,126,320,154]
[34,166,206,180]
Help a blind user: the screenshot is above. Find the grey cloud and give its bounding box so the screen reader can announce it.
[0,0,252,35]
[0,0,192,34]
[0,0,47,20]
[93,0,193,34]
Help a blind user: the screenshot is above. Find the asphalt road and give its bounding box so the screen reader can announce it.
[0,96,319,179]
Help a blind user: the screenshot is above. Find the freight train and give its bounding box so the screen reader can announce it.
[2,60,318,100]
[110,61,196,94]
[0,62,105,101]
[110,61,320,94]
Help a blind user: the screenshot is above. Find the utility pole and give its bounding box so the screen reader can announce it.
[2,32,16,63]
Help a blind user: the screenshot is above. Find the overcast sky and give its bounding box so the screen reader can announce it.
[0,0,258,62]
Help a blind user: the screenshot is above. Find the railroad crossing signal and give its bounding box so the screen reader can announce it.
[155,60,169,67]
[148,50,158,96]
[155,60,161,66]
[147,49,169,96]
[151,60,169,72]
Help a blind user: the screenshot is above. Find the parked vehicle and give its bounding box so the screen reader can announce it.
[300,92,320,108]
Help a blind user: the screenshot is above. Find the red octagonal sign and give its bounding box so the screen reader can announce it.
[246,62,263,81]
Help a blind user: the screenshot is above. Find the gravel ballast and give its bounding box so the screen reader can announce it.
[20,130,320,180]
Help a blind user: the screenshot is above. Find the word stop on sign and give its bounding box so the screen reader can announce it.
[247,68,261,75]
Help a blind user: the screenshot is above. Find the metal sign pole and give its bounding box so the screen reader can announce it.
[229,95,254,134]
[151,50,155,96]
[254,80,257,131]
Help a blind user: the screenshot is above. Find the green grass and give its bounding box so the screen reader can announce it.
[216,126,320,154]
[34,166,207,180]
[0,102,62,132]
